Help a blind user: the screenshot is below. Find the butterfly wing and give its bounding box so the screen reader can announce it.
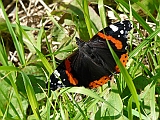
[70,20,132,87]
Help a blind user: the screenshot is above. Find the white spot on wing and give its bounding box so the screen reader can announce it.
[54,70,60,78]
[120,21,124,24]
[57,80,62,84]
[109,25,118,32]
[120,30,124,34]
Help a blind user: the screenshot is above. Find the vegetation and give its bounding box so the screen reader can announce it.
[0,0,160,119]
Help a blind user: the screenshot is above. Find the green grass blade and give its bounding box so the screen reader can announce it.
[124,107,149,120]
[115,0,153,34]
[130,0,157,23]
[44,31,57,70]
[60,87,105,102]
[98,0,107,27]
[0,0,25,65]
[67,93,87,119]
[11,23,39,31]
[0,88,21,119]
[0,38,8,66]
[19,26,53,74]
[0,70,25,119]
[128,96,133,120]
[82,0,93,38]
[129,27,160,58]
[0,66,20,71]
[46,11,63,31]
[59,101,68,120]
[2,91,13,120]
[60,87,122,115]
[15,2,25,65]
[37,27,44,52]
[107,41,141,119]
[150,83,156,120]
[129,40,150,59]
[34,47,53,75]
[21,72,41,120]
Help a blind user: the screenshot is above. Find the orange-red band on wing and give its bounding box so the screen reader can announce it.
[115,53,128,72]
[65,59,78,85]
[97,32,122,49]
[89,76,110,88]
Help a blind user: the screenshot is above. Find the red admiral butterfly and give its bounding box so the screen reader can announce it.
[48,20,132,91]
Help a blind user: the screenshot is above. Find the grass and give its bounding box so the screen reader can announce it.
[0,0,160,119]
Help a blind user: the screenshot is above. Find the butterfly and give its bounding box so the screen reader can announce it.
[48,20,132,91]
